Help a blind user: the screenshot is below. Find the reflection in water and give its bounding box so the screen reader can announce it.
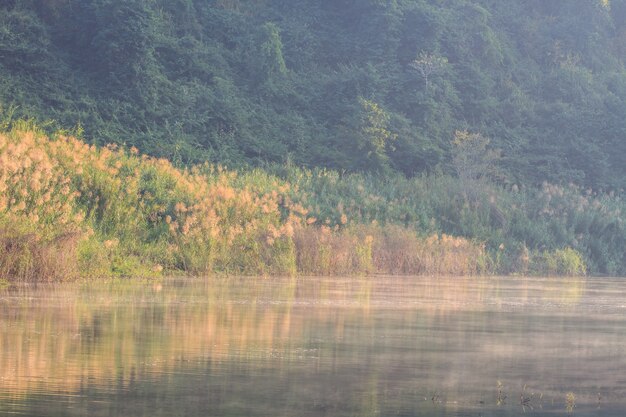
[0,276,624,416]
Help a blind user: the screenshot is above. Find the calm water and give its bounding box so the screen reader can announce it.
[1,276,626,416]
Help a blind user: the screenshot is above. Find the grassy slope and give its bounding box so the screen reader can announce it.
[2,123,619,281]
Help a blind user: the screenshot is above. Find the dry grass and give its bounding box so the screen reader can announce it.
[293,225,373,275]
[372,225,487,275]
[294,223,487,276]
[0,225,81,282]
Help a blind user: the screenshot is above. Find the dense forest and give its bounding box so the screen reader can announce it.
[0,0,625,278]
[1,0,626,188]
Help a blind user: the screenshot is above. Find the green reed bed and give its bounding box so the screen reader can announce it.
[1,124,622,281]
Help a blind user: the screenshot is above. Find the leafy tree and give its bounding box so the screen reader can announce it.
[410,52,448,88]
[452,130,501,198]
[342,97,397,173]
[0,0,625,188]
[258,22,287,80]
[0,6,53,72]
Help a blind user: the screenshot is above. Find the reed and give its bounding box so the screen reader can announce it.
[0,222,81,282]
[371,225,488,275]
[2,122,617,280]
[293,223,487,276]
[293,225,373,275]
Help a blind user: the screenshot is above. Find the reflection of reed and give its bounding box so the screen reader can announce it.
[0,278,324,394]
[0,276,598,409]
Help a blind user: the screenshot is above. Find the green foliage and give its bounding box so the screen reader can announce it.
[0,1,625,278]
[451,130,501,200]
[342,97,397,173]
[258,22,287,80]
[271,165,625,275]
[531,248,588,277]
[0,0,624,187]
[2,122,623,279]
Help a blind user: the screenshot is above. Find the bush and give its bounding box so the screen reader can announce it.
[531,247,587,276]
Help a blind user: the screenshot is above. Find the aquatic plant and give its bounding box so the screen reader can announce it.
[2,122,622,280]
[566,392,576,414]
[496,380,506,406]
[0,125,488,280]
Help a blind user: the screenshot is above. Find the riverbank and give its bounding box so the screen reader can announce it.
[1,123,621,281]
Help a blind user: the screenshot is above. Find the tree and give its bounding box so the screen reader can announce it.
[0,6,52,72]
[345,97,397,173]
[410,51,448,88]
[258,22,287,80]
[84,0,161,88]
[451,130,501,198]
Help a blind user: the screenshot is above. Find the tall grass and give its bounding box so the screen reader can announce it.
[371,225,488,275]
[0,126,303,279]
[2,123,621,280]
[0,222,81,282]
[293,225,375,275]
[273,166,623,276]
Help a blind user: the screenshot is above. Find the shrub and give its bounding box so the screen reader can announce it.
[531,247,587,276]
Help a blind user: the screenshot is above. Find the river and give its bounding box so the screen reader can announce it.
[0,276,625,416]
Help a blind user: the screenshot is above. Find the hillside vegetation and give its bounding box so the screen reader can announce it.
[0,1,625,279]
[1,0,625,188]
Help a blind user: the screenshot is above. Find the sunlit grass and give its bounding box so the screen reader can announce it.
[0,126,489,280]
[1,126,304,279]
[2,122,620,280]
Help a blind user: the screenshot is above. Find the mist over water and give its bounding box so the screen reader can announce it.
[1,276,625,416]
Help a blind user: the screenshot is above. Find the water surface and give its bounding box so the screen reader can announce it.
[1,276,625,416]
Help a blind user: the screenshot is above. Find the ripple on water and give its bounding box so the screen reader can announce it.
[1,276,626,416]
